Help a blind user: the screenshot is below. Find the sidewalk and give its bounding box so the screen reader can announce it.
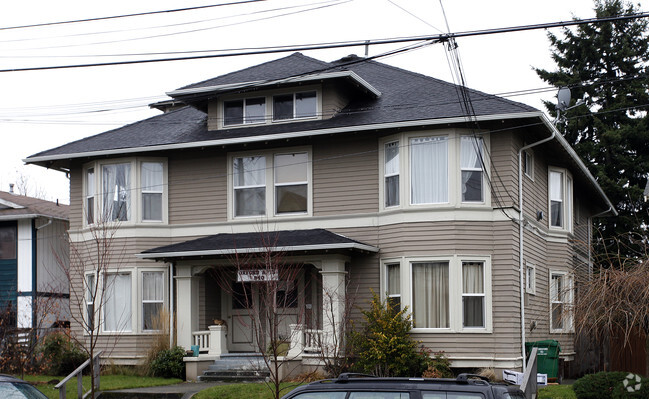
[98,381,226,399]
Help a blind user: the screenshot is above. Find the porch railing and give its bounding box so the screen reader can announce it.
[192,330,210,351]
[55,351,102,399]
[304,328,324,353]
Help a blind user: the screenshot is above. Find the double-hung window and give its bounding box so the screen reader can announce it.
[549,168,572,230]
[410,136,448,204]
[85,274,95,332]
[273,91,317,120]
[550,272,572,332]
[86,168,95,224]
[386,263,401,312]
[274,153,308,214]
[460,136,484,202]
[233,156,266,217]
[462,262,485,328]
[104,272,132,332]
[102,163,131,222]
[412,261,449,328]
[142,272,164,331]
[141,162,163,221]
[224,97,266,126]
[384,142,400,207]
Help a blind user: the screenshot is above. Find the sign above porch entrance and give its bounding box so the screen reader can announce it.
[237,269,279,282]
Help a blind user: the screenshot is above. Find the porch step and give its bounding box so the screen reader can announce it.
[198,353,270,382]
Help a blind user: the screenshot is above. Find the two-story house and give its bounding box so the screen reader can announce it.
[25,53,614,378]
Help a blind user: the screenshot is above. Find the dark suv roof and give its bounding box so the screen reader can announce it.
[282,374,524,399]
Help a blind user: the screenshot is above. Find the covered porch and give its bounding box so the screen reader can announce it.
[138,228,378,379]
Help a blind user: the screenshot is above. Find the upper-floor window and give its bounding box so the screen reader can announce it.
[224,97,265,126]
[84,158,167,225]
[0,223,16,260]
[549,168,572,231]
[230,149,311,219]
[411,136,448,204]
[384,142,400,207]
[273,91,317,120]
[522,149,534,179]
[460,136,484,202]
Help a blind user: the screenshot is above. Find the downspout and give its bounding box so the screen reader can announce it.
[518,129,556,372]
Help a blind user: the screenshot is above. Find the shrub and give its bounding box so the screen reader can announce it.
[573,371,628,399]
[39,332,88,376]
[422,352,453,378]
[611,374,649,399]
[149,346,186,379]
[350,291,431,377]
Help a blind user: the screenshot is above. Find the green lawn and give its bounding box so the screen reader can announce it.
[193,382,302,399]
[538,384,576,399]
[21,374,183,399]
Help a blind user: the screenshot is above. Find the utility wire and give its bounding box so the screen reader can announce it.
[0,0,266,31]
[1,12,647,73]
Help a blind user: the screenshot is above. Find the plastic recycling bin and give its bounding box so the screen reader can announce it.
[526,340,561,381]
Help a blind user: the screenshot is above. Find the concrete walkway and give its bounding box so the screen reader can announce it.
[99,381,227,399]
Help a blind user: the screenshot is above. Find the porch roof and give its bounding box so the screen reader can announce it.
[137,228,378,261]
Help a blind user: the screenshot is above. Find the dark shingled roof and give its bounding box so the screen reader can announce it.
[140,228,377,259]
[27,53,537,161]
[0,190,69,220]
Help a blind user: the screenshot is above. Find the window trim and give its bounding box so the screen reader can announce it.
[102,271,134,334]
[549,271,573,333]
[383,261,402,312]
[84,272,96,334]
[548,167,573,232]
[223,97,267,126]
[83,157,168,226]
[378,129,490,212]
[522,149,534,180]
[272,90,318,122]
[525,262,536,295]
[382,255,492,333]
[141,270,166,332]
[460,135,485,203]
[227,147,312,220]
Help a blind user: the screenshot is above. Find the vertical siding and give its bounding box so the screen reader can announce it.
[313,134,379,215]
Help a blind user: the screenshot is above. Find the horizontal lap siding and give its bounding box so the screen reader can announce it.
[69,168,83,229]
[168,151,227,224]
[490,131,518,210]
[313,134,379,216]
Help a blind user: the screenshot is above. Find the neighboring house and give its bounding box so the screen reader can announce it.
[0,188,69,331]
[25,53,615,377]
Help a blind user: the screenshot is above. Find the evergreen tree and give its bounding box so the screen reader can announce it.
[535,0,649,264]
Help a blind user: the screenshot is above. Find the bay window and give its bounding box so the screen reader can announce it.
[86,168,95,224]
[231,149,311,218]
[549,168,572,230]
[410,136,448,204]
[85,274,95,332]
[142,271,164,331]
[460,136,484,202]
[462,262,485,328]
[412,262,449,328]
[104,272,132,332]
[386,263,401,312]
[141,162,163,221]
[102,163,131,222]
[384,142,400,207]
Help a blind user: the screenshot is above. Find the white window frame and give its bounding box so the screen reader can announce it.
[525,263,536,295]
[461,261,486,329]
[378,129,490,212]
[460,135,485,204]
[102,271,134,333]
[223,97,267,126]
[219,86,321,129]
[383,261,402,312]
[141,270,166,332]
[548,167,573,232]
[140,161,165,222]
[83,158,168,226]
[523,149,534,180]
[382,255,492,333]
[228,147,312,219]
[84,273,96,334]
[549,271,573,333]
[85,168,95,225]
[384,141,400,208]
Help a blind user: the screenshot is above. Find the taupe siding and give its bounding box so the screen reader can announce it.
[168,150,227,224]
[490,130,518,210]
[322,81,351,119]
[313,134,379,215]
[69,168,83,229]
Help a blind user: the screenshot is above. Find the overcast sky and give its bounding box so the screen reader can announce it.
[0,0,629,203]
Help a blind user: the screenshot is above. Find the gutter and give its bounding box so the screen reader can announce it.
[0,214,68,222]
[517,123,556,372]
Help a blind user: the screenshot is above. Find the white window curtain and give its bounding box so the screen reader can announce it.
[274,153,308,214]
[233,156,266,216]
[412,262,449,328]
[384,142,400,207]
[142,272,164,330]
[550,171,563,227]
[104,273,132,332]
[462,262,485,327]
[411,137,448,204]
[141,162,163,221]
[386,263,401,311]
[460,136,484,202]
[102,163,131,222]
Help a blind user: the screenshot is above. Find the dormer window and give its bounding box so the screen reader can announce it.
[273,91,317,121]
[224,97,265,126]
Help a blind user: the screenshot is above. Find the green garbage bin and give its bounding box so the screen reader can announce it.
[526,340,561,381]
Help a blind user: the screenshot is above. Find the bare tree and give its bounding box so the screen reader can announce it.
[54,219,127,397]
[211,231,306,399]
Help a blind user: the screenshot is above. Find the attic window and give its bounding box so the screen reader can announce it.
[224,97,265,126]
[273,91,316,121]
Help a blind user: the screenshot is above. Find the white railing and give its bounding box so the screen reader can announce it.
[192,330,210,351]
[55,351,102,399]
[304,328,324,353]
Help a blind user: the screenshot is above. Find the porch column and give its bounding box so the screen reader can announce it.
[320,256,348,351]
[175,265,199,350]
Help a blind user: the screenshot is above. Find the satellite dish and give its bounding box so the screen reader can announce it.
[557,87,571,111]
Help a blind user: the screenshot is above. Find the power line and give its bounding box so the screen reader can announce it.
[1,12,647,73]
[0,0,266,31]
